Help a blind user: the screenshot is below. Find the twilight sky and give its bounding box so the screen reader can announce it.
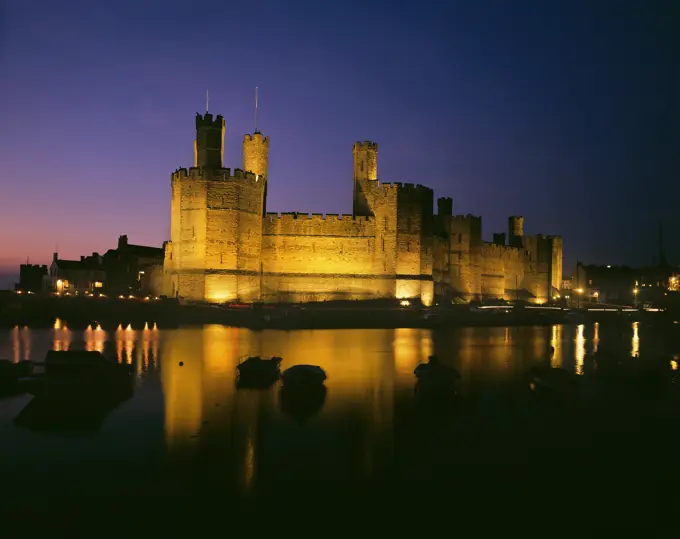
[0,0,678,286]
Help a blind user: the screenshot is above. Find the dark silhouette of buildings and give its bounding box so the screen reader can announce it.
[16,264,48,293]
[102,235,164,296]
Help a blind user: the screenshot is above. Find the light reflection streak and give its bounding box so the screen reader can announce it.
[52,319,71,351]
[631,321,639,357]
[394,328,427,380]
[574,324,585,375]
[550,325,563,368]
[116,325,124,363]
[243,428,255,492]
[124,327,134,364]
[592,322,600,354]
[11,326,19,363]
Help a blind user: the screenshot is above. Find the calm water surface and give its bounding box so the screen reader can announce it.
[1,322,678,524]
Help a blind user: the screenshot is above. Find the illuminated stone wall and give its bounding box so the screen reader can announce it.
[165,167,265,302]
[444,215,483,300]
[163,114,562,306]
[479,243,525,300]
[261,212,388,302]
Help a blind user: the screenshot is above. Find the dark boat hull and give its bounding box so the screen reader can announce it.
[18,373,133,400]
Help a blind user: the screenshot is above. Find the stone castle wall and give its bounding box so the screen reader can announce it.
[261,213,378,302]
[165,115,562,306]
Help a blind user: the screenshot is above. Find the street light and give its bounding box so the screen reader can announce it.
[633,288,639,308]
[575,288,583,309]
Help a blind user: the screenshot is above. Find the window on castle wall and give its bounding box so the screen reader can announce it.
[382,237,385,251]
[361,161,364,172]
[384,217,388,230]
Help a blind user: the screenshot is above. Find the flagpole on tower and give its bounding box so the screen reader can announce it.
[206,89,209,114]
[254,86,259,133]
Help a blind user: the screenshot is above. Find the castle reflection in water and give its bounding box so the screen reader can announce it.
[1,320,661,489]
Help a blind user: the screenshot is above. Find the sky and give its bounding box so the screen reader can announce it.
[0,0,678,287]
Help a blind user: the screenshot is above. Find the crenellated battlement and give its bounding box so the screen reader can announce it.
[353,140,378,151]
[263,211,375,237]
[481,242,523,259]
[377,181,433,195]
[172,167,261,184]
[452,214,482,223]
[264,212,373,223]
[196,113,225,129]
[243,133,270,145]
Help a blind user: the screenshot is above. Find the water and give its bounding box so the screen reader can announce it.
[1,322,679,528]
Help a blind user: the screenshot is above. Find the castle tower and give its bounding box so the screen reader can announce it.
[243,132,270,214]
[353,141,378,216]
[508,216,524,248]
[194,113,225,169]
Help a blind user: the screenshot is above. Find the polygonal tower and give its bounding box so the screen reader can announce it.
[194,113,225,169]
[243,131,269,214]
[508,215,524,248]
[352,141,378,216]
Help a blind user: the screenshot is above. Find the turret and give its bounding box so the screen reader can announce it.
[353,141,378,181]
[508,216,524,248]
[194,113,225,169]
[243,132,269,214]
[352,141,378,217]
[243,132,269,179]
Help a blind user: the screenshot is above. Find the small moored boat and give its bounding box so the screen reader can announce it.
[282,365,327,387]
[236,356,283,387]
[414,356,461,385]
[18,350,133,399]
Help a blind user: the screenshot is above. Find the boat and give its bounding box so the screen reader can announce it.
[236,356,283,387]
[414,356,461,387]
[18,350,133,399]
[281,365,327,388]
[14,391,132,437]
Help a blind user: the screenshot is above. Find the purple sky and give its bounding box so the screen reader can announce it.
[1,0,678,286]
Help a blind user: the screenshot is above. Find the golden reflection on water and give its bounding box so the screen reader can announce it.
[574,324,586,375]
[550,325,563,368]
[394,328,431,380]
[631,321,640,357]
[2,321,662,488]
[11,326,20,363]
[84,325,106,353]
[593,322,600,354]
[52,319,71,352]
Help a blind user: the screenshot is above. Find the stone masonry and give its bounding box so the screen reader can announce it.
[163,112,563,305]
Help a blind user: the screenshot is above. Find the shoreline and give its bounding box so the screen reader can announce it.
[0,294,672,331]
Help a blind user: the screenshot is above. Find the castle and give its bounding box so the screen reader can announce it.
[163,112,563,305]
